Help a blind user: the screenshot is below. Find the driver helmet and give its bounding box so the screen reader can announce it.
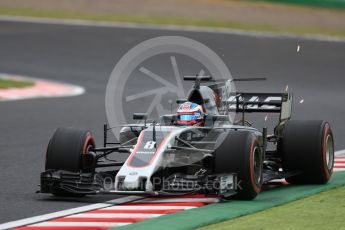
[177,102,205,126]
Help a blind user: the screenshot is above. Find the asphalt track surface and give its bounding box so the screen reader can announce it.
[0,20,345,224]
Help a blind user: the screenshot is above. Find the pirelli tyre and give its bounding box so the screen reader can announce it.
[214,131,263,200]
[45,127,96,196]
[280,120,334,184]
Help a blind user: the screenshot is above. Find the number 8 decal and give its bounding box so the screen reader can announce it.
[144,141,156,150]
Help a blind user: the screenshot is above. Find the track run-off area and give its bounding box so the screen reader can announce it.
[1,156,344,230]
[0,17,345,230]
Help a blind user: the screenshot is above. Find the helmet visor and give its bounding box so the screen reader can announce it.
[179,114,196,121]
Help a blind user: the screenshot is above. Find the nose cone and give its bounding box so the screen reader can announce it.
[122,174,141,190]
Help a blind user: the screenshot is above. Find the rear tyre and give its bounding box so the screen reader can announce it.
[280,120,334,184]
[45,127,95,196]
[214,131,263,200]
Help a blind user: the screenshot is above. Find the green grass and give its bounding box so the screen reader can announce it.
[1,7,345,39]
[199,185,345,230]
[252,0,345,10]
[0,78,34,89]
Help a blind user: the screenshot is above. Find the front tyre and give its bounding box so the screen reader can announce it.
[281,120,334,184]
[214,131,263,200]
[45,127,96,196]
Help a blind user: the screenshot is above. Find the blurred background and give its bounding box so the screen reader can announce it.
[0,0,344,39]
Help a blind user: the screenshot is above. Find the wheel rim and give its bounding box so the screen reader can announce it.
[252,147,262,185]
[325,134,334,170]
[85,144,93,154]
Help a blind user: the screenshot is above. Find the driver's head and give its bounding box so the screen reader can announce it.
[177,102,205,126]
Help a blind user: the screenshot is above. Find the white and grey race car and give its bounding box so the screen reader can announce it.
[40,76,334,200]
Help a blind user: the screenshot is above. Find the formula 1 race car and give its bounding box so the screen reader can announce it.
[40,76,335,200]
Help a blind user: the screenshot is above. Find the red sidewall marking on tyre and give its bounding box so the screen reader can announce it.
[83,135,96,154]
[249,139,261,193]
[322,124,331,179]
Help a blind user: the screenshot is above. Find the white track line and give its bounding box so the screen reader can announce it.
[102,205,196,210]
[30,222,131,227]
[335,149,345,156]
[334,168,345,172]
[0,15,344,43]
[335,158,345,161]
[0,196,143,230]
[136,197,220,203]
[68,213,162,218]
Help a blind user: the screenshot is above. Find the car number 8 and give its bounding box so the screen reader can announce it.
[144,141,156,149]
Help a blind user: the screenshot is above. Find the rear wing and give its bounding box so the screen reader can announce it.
[183,75,292,121]
[227,92,293,121]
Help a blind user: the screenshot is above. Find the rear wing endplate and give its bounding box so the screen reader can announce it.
[227,92,293,121]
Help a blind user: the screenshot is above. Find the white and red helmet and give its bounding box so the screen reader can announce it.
[177,102,205,126]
